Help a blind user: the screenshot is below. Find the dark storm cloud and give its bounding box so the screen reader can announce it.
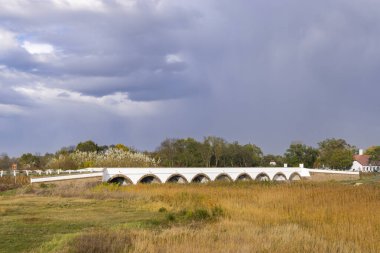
[0,1,202,100]
[0,0,380,156]
[0,67,36,108]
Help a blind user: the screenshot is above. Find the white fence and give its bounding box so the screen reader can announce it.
[0,168,104,177]
[1,168,104,185]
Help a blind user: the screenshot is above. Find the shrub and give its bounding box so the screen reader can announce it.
[191,209,210,221]
[69,229,132,253]
[166,213,176,222]
[39,183,49,189]
[0,175,30,192]
[211,206,224,218]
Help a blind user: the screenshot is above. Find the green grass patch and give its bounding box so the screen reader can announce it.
[145,205,225,228]
[0,196,158,253]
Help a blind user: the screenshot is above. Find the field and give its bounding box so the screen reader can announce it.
[1,174,380,253]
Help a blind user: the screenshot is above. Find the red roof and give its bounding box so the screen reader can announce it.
[354,155,380,166]
[354,155,370,166]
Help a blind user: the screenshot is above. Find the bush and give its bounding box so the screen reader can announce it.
[69,229,132,253]
[39,183,49,189]
[211,206,224,218]
[191,209,210,221]
[0,175,30,192]
[166,213,176,222]
[162,206,225,225]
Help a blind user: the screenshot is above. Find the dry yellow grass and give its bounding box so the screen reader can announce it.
[0,175,30,191]
[122,182,380,253]
[7,180,380,253]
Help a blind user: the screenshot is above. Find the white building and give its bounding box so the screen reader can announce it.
[351,150,380,172]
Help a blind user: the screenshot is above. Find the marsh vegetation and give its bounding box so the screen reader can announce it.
[1,176,379,253]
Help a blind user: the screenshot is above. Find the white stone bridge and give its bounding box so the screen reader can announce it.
[103,167,310,185]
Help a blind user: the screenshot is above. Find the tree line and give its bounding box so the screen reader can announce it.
[0,138,377,171]
[153,137,358,170]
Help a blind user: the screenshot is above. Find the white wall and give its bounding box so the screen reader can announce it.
[351,161,363,172]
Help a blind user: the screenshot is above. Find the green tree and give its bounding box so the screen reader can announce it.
[261,154,284,167]
[97,145,109,152]
[76,140,99,153]
[222,142,262,167]
[318,138,355,170]
[365,146,380,163]
[205,136,226,167]
[284,143,318,168]
[179,138,203,167]
[222,142,240,167]
[200,139,212,167]
[153,136,263,167]
[114,144,130,152]
[56,146,75,156]
[243,144,263,167]
[18,153,41,169]
[0,153,11,170]
[154,137,262,168]
[39,153,54,169]
[155,138,177,167]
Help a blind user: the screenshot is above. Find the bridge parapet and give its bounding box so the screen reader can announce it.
[103,167,310,185]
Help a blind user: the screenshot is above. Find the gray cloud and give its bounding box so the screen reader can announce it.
[0,0,380,156]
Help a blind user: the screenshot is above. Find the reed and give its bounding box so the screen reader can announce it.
[70,229,132,253]
[0,175,30,191]
[126,182,380,253]
[5,179,380,253]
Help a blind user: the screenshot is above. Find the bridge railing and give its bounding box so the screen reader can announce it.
[0,168,104,177]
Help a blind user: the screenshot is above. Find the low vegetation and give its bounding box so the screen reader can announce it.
[0,175,29,191]
[1,176,379,253]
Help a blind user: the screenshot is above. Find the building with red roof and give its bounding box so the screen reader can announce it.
[351,149,380,172]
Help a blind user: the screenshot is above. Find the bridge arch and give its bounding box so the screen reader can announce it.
[273,173,287,181]
[191,173,211,183]
[236,173,252,181]
[166,174,188,184]
[215,173,233,182]
[256,173,270,181]
[138,174,162,184]
[289,172,302,181]
[108,174,133,185]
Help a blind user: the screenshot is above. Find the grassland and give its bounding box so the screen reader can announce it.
[1,174,380,253]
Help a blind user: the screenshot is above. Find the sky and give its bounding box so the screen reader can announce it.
[0,0,379,156]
